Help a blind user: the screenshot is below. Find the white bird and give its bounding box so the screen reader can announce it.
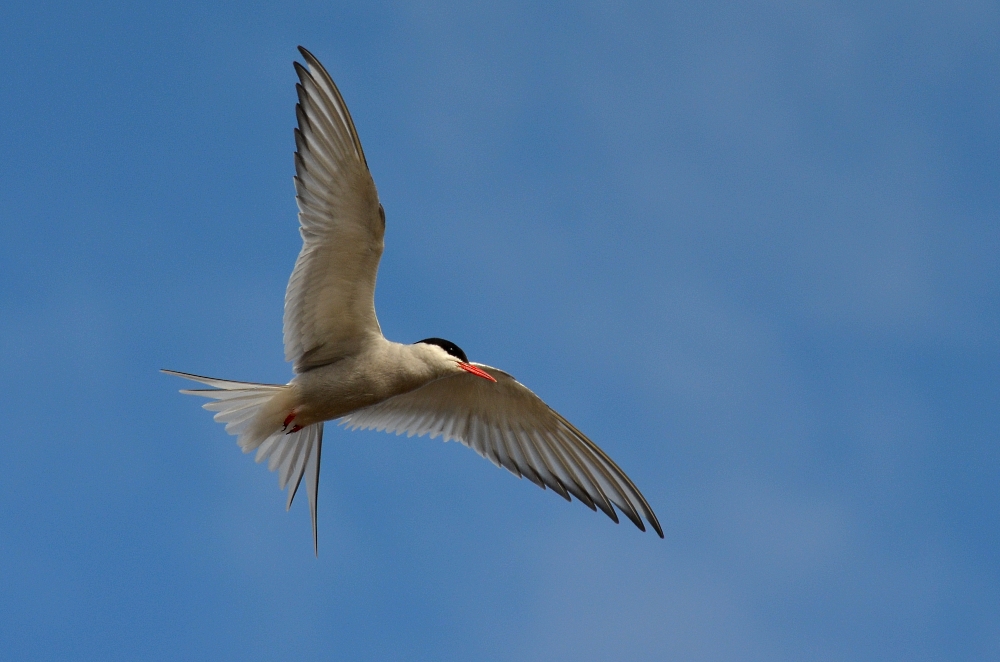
[165,46,662,554]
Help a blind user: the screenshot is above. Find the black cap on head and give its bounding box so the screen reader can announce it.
[415,338,469,363]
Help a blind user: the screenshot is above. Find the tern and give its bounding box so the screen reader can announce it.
[165,46,662,554]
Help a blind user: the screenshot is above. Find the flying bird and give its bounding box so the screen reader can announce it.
[165,46,662,554]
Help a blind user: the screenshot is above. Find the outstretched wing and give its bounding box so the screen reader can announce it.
[284,46,385,373]
[340,365,663,537]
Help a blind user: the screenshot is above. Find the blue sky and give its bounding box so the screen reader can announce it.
[1,2,998,660]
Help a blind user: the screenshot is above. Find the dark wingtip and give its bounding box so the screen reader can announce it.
[647,513,664,538]
[297,46,323,74]
[293,61,309,82]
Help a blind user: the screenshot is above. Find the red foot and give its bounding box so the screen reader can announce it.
[282,412,296,431]
[288,424,302,434]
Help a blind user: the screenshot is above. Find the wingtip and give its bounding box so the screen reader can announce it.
[297,46,323,74]
[652,519,665,539]
[619,506,666,538]
[644,509,664,538]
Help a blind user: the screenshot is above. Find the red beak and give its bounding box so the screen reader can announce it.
[459,362,497,382]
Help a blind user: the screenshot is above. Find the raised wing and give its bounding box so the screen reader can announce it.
[284,46,385,373]
[341,365,663,537]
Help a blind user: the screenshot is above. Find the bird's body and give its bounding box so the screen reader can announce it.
[287,339,462,427]
[166,47,662,553]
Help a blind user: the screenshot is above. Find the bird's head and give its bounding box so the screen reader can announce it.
[413,338,497,382]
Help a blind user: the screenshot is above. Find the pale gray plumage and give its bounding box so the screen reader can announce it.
[164,46,662,554]
[285,47,384,373]
[342,364,662,537]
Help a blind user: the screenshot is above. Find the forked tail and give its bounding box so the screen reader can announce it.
[162,369,323,555]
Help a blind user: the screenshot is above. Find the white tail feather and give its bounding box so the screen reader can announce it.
[163,369,324,555]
